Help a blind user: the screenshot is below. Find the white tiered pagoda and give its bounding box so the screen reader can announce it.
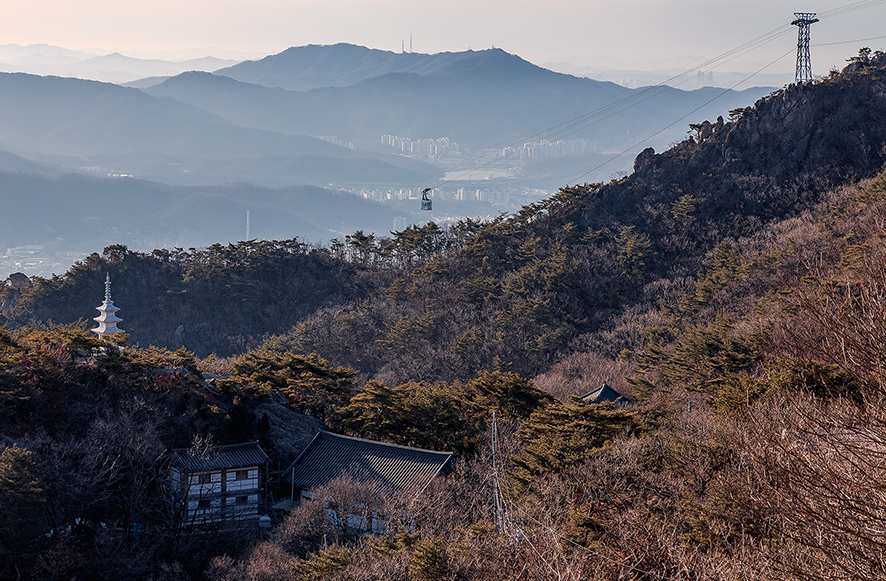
[92,274,124,340]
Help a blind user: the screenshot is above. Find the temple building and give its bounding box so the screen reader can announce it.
[92,274,124,340]
[283,431,454,503]
[170,442,269,526]
[580,382,636,408]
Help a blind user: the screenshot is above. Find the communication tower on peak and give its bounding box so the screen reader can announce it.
[792,12,819,83]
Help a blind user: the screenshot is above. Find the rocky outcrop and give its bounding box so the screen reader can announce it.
[633,147,655,172]
[8,273,30,288]
[579,52,886,281]
[1,273,31,320]
[629,53,886,187]
[257,400,323,461]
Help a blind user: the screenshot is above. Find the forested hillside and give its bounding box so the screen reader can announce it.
[3,49,886,580]
[7,50,886,381]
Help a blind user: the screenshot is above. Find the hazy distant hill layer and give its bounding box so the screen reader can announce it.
[0,149,64,176]
[0,43,241,84]
[0,46,772,191]
[0,72,435,186]
[0,172,408,252]
[9,55,886,372]
[164,46,773,149]
[2,53,235,84]
[214,43,517,91]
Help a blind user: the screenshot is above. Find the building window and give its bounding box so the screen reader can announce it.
[236,470,249,480]
[198,499,211,509]
[199,473,212,485]
[236,495,248,505]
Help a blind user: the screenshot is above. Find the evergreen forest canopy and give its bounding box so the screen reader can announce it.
[2,48,886,580]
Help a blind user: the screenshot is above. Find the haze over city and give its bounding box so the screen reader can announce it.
[1,0,885,279]
[3,0,886,75]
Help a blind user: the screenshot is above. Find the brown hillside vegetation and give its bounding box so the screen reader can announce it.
[5,53,886,385]
[3,49,886,580]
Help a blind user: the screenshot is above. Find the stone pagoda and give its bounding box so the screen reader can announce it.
[92,274,124,340]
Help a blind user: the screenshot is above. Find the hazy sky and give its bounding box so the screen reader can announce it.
[3,0,886,73]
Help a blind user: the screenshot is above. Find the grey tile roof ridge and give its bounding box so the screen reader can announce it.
[579,384,637,408]
[170,441,269,472]
[580,382,622,400]
[311,430,454,456]
[283,430,455,488]
[171,440,264,453]
[170,440,268,457]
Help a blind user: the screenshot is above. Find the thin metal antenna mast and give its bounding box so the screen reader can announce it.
[791,12,818,83]
[492,410,505,533]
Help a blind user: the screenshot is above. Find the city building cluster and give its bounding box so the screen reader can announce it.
[2,245,88,279]
[340,185,551,214]
[380,135,461,158]
[500,138,598,160]
[381,134,601,162]
[314,135,355,149]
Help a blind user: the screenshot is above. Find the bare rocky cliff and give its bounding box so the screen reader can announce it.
[581,52,886,273]
[633,52,886,188]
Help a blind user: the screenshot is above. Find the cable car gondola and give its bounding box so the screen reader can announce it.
[421,187,432,211]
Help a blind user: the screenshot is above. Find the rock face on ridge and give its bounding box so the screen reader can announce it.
[632,53,886,187]
[561,52,886,315]
[592,53,886,251]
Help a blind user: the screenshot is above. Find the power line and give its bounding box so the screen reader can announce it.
[814,34,886,47]
[567,47,796,185]
[425,1,886,188]
[491,411,506,533]
[404,26,795,187]
[390,20,797,188]
[342,1,886,230]
[817,0,886,19]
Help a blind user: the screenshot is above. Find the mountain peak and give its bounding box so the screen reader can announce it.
[214,44,548,91]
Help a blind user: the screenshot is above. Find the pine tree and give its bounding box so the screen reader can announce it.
[510,397,638,491]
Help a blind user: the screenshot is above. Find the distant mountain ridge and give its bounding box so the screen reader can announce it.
[214,43,555,91]
[0,72,435,185]
[0,43,239,84]
[154,46,772,150]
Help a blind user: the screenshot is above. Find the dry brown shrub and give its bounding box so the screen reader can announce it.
[242,542,294,581]
[271,495,330,557]
[383,422,522,535]
[316,473,389,542]
[745,392,886,581]
[533,350,635,400]
[204,555,240,581]
[197,353,235,376]
[333,546,410,581]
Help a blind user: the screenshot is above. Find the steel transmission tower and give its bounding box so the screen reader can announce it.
[792,12,819,83]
